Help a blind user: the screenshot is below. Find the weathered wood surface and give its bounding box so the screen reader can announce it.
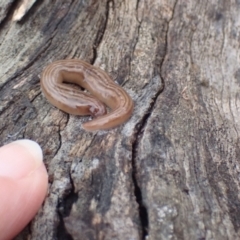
[0,0,240,239]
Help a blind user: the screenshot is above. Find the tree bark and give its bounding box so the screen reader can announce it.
[0,0,240,239]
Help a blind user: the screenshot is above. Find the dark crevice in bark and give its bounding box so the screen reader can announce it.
[136,0,140,11]
[130,12,149,240]
[15,0,43,24]
[92,0,111,64]
[56,215,73,240]
[51,119,63,159]
[56,212,73,240]
[131,82,164,239]
[57,128,62,151]
[28,2,76,65]
[131,1,178,239]
[56,173,77,240]
[0,0,20,57]
[0,38,51,94]
[64,114,70,130]
[29,91,42,103]
[132,144,149,239]
[1,0,73,92]
[0,0,20,29]
[55,133,98,238]
[63,172,78,217]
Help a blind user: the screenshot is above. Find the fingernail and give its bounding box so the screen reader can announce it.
[0,139,43,180]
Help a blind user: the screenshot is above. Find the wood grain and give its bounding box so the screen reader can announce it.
[0,0,239,239]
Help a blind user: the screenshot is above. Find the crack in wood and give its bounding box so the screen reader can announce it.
[54,133,99,238]
[57,215,73,240]
[57,172,77,240]
[0,38,51,94]
[12,0,39,22]
[131,81,164,239]
[131,1,178,239]
[0,0,20,27]
[92,0,111,64]
[132,140,149,239]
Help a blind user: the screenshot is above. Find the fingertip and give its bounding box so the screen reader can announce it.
[0,166,48,240]
[0,139,48,240]
[0,139,44,179]
[14,139,43,164]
